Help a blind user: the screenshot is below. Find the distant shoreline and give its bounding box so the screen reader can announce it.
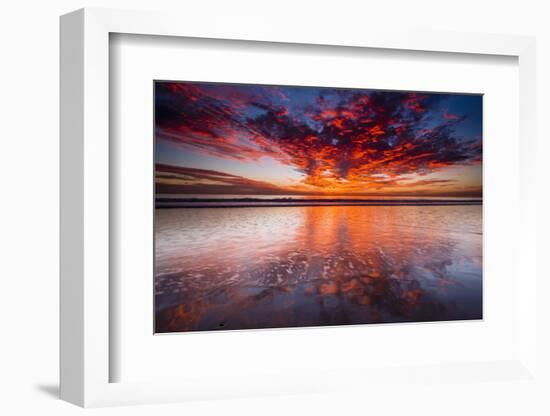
[156,198,482,209]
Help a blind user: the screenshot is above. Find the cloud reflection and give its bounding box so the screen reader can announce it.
[155,205,482,332]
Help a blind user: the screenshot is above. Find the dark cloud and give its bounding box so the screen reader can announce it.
[155,164,287,195]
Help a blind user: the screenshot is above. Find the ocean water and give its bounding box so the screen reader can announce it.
[156,194,481,201]
[155,205,482,332]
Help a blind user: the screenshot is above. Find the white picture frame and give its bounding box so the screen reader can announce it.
[60,7,538,408]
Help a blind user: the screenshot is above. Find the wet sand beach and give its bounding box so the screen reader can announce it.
[155,204,482,333]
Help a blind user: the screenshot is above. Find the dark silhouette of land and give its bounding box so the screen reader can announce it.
[156,197,482,208]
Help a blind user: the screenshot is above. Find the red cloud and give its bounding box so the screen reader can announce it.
[443,109,460,120]
[403,93,427,113]
[155,82,481,195]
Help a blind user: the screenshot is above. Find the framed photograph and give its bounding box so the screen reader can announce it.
[153,80,483,333]
[60,8,539,408]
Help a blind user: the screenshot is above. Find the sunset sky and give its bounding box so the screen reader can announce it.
[155,81,482,198]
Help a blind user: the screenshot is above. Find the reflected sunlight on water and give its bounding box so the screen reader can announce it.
[155,205,482,332]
